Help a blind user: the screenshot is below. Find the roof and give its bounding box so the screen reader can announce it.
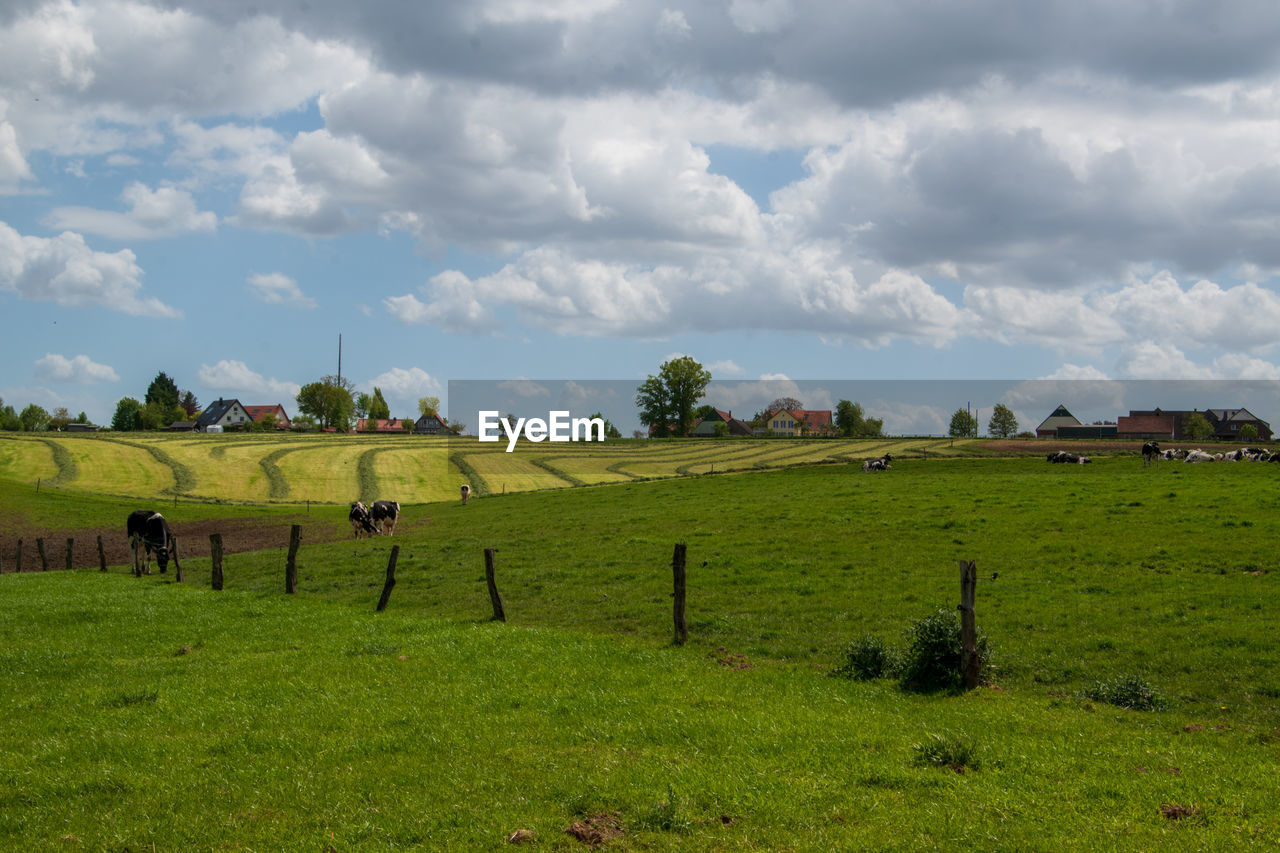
[356,418,412,431]
[1035,404,1081,432]
[196,398,242,428]
[242,404,289,422]
[768,408,832,427]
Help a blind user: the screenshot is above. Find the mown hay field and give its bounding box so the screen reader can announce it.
[0,432,971,504]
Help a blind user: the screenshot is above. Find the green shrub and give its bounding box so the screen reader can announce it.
[1080,674,1167,711]
[898,608,989,692]
[912,733,981,773]
[833,634,897,680]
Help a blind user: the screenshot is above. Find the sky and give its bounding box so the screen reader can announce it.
[3,0,1280,431]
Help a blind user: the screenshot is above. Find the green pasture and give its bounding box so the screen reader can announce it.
[0,433,971,505]
[4,454,1280,848]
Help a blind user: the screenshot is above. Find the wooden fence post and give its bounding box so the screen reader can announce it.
[15,539,22,573]
[65,538,73,572]
[210,533,224,591]
[37,538,48,572]
[376,546,399,612]
[172,536,182,583]
[672,543,688,646]
[484,547,505,622]
[959,559,979,690]
[97,535,107,572]
[285,524,301,594]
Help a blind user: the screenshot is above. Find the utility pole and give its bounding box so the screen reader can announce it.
[337,333,342,385]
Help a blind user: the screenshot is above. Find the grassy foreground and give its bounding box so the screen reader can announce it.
[3,572,1278,851]
[4,456,1280,848]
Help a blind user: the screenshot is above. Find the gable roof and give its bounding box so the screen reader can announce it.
[1035,404,1081,433]
[242,404,290,424]
[196,398,243,428]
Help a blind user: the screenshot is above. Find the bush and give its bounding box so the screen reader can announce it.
[833,634,897,680]
[1080,674,1167,711]
[898,608,989,692]
[912,733,981,773]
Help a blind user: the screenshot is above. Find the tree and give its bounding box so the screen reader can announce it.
[74,411,90,424]
[418,396,440,417]
[145,372,180,410]
[767,396,804,415]
[368,387,391,421]
[140,400,183,430]
[589,412,622,439]
[48,407,72,431]
[694,404,720,421]
[354,393,372,419]
[178,390,200,418]
[1240,423,1259,442]
[1182,412,1214,441]
[111,398,144,431]
[19,404,50,432]
[949,408,978,438]
[987,403,1018,439]
[636,356,711,438]
[296,376,355,430]
[0,404,20,431]
[835,400,865,437]
[635,375,671,437]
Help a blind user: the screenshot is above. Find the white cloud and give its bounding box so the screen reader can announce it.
[197,359,300,399]
[707,359,744,376]
[497,380,550,398]
[45,181,217,239]
[33,353,120,384]
[0,221,180,317]
[1040,364,1110,380]
[246,272,316,309]
[366,367,442,398]
[656,9,691,40]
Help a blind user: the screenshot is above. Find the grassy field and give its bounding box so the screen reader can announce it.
[0,432,974,504]
[3,453,1280,848]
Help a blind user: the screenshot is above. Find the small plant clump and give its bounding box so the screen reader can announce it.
[898,608,990,692]
[1080,674,1167,711]
[833,634,898,680]
[912,733,981,773]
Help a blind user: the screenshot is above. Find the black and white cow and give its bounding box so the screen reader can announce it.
[1047,451,1091,464]
[126,509,177,575]
[349,501,377,538]
[460,484,471,505]
[370,500,401,535]
[862,453,893,472]
[1141,441,1160,466]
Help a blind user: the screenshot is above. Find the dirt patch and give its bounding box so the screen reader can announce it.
[564,813,623,847]
[0,512,431,573]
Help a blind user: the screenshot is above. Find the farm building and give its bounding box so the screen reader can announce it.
[1119,408,1272,441]
[196,399,251,431]
[243,404,292,429]
[690,409,753,437]
[356,418,414,433]
[762,408,834,436]
[414,412,451,435]
[1035,405,1081,438]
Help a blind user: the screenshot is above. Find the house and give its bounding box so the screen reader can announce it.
[65,423,99,432]
[164,421,198,432]
[196,398,251,431]
[762,408,833,437]
[690,409,753,437]
[1117,408,1272,441]
[356,417,413,433]
[414,412,451,435]
[1035,405,1081,438]
[243,404,292,430]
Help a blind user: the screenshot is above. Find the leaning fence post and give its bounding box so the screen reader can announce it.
[210,533,224,591]
[484,547,505,622]
[97,535,107,572]
[65,538,73,572]
[37,538,48,572]
[285,524,301,594]
[959,559,979,690]
[672,543,688,646]
[376,545,399,612]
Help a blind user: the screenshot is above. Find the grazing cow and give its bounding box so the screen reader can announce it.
[1142,441,1160,467]
[460,484,471,505]
[349,501,377,538]
[862,453,893,472]
[126,509,177,575]
[371,500,401,535]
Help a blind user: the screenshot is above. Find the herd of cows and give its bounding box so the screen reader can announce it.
[1140,440,1280,465]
